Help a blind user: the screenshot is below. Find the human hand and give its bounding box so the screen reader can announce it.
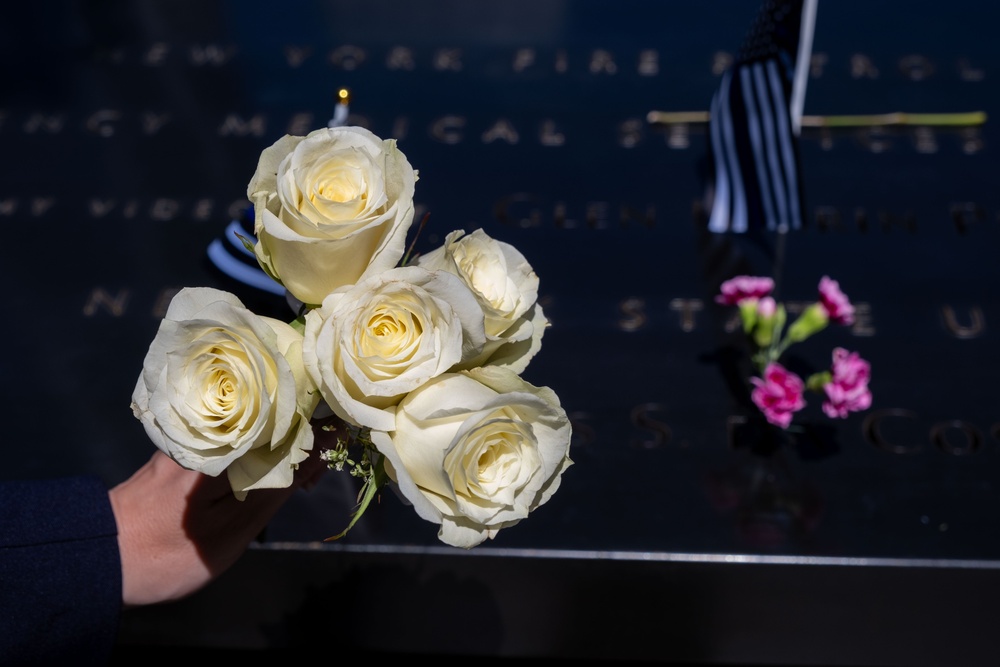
[109,420,341,607]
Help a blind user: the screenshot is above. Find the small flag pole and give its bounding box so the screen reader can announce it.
[789,0,818,137]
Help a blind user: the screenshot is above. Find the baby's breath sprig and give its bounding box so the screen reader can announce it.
[320,424,387,541]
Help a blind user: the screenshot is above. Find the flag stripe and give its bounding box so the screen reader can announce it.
[768,60,803,231]
[741,64,778,230]
[705,0,811,234]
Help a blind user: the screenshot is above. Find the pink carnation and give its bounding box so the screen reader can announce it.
[756,295,777,318]
[822,347,872,418]
[817,275,854,325]
[716,275,775,306]
[750,362,806,429]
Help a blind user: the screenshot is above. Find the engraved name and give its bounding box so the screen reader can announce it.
[5,110,983,155]
[101,42,986,84]
[564,405,1000,457]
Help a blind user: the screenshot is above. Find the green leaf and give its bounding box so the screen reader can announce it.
[806,370,832,393]
[324,453,387,542]
[235,232,256,254]
[786,302,829,343]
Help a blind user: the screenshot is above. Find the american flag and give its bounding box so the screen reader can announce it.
[706,0,818,234]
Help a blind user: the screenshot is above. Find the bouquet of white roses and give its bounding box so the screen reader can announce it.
[130,125,572,548]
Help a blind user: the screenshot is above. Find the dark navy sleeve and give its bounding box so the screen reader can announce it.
[0,475,122,666]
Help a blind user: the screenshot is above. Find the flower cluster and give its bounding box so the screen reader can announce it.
[131,126,572,548]
[716,275,872,429]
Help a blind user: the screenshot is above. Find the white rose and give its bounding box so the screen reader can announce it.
[248,126,417,306]
[130,287,318,500]
[370,366,573,548]
[303,265,487,432]
[417,228,547,373]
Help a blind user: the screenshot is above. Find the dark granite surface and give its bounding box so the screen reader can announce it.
[2,1,998,663]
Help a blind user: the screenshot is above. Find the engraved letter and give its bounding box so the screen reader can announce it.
[618,118,643,148]
[878,210,916,234]
[568,411,597,447]
[854,207,870,233]
[589,49,617,74]
[386,46,415,71]
[554,49,568,73]
[553,202,577,229]
[481,119,519,144]
[391,116,409,140]
[218,114,266,137]
[153,288,182,318]
[856,128,891,153]
[284,46,311,68]
[189,44,233,66]
[618,297,646,332]
[630,403,672,449]
[962,128,984,155]
[144,42,169,65]
[433,48,462,71]
[228,199,250,220]
[141,112,170,135]
[818,127,834,151]
[862,408,922,454]
[286,112,314,135]
[619,203,654,229]
[150,199,179,221]
[850,53,879,79]
[88,198,116,217]
[192,198,214,221]
[586,201,608,229]
[512,48,535,72]
[940,304,985,339]
[539,119,565,146]
[86,110,120,138]
[930,420,981,456]
[850,302,875,336]
[899,54,934,81]
[329,45,366,70]
[815,205,843,232]
[667,124,690,149]
[712,51,732,75]
[637,49,659,76]
[429,115,465,144]
[913,127,938,154]
[958,58,985,82]
[31,198,54,216]
[23,114,65,134]
[809,52,828,78]
[493,193,541,228]
[950,202,985,235]
[83,288,130,317]
[723,309,742,333]
[669,298,703,332]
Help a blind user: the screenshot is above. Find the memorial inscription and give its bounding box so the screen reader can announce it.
[1,0,997,573]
